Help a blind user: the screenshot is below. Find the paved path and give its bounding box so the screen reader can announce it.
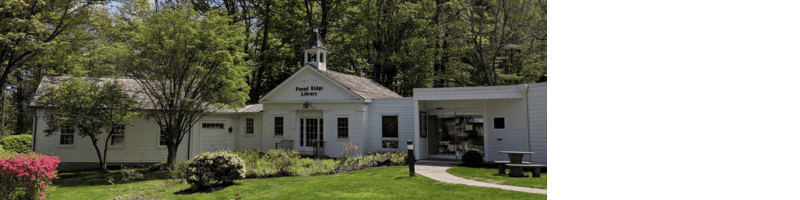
[414,160,547,195]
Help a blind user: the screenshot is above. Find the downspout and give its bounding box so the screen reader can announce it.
[523,84,532,162]
[32,108,37,152]
[187,129,191,160]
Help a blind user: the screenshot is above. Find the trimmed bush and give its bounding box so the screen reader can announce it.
[0,144,4,155]
[182,151,246,189]
[462,151,484,166]
[0,152,60,200]
[1,135,32,154]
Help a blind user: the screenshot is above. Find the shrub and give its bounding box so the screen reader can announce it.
[120,166,144,181]
[1,135,32,154]
[182,151,246,189]
[462,150,484,166]
[0,152,60,200]
[264,149,299,176]
[0,144,4,155]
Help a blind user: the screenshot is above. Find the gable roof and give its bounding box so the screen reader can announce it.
[31,75,262,113]
[300,29,329,51]
[319,70,402,99]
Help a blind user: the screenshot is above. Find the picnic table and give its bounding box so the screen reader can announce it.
[498,151,534,177]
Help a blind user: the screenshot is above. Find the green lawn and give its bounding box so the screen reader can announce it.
[50,166,546,199]
[446,166,547,189]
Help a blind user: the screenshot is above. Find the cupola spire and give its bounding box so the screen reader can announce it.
[302,28,328,71]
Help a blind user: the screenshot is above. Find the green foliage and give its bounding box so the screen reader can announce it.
[38,77,139,170]
[263,149,300,176]
[0,144,5,155]
[0,134,31,154]
[120,166,144,181]
[183,151,246,189]
[117,1,251,166]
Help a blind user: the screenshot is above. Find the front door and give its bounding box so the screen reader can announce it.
[298,118,324,152]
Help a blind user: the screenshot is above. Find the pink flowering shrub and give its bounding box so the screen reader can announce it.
[0,153,60,200]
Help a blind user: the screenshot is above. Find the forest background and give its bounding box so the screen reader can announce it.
[0,0,546,136]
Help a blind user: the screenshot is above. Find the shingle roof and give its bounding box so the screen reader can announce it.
[31,75,263,113]
[319,70,402,99]
[300,29,329,51]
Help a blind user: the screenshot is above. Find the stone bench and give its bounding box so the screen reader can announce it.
[505,164,546,178]
[496,161,531,175]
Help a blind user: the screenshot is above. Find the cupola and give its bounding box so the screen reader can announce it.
[301,28,329,71]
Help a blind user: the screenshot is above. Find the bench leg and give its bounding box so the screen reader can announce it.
[498,164,506,175]
[531,167,541,178]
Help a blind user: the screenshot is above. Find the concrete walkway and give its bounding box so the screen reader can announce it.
[414,160,547,195]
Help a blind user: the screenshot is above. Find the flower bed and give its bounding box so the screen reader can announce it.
[0,153,61,199]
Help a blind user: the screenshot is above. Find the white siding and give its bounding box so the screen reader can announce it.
[262,102,364,157]
[528,83,547,165]
[484,98,529,162]
[236,113,263,151]
[365,98,415,153]
[33,109,190,163]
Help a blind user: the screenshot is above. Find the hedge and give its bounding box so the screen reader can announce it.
[1,135,32,154]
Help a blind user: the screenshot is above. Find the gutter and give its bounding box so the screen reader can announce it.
[523,84,532,162]
[32,109,37,152]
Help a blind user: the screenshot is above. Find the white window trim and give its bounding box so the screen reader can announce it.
[157,128,167,149]
[273,116,285,137]
[109,125,126,148]
[58,126,76,147]
[336,117,349,139]
[245,118,255,135]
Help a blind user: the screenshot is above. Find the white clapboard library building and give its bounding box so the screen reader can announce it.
[31,30,547,169]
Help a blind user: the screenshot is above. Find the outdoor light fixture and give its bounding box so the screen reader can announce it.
[303,102,310,109]
[407,140,415,177]
[228,127,233,133]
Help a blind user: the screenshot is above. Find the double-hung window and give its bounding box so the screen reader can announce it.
[110,125,125,146]
[337,117,348,138]
[274,117,284,136]
[60,126,75,145]
[159,129,168,146]
[246,118,254,134]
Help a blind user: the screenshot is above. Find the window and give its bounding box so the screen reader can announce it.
[382,116,398,138]
[159,129,168,146]
[274,117,284,136]
[337,117,348,138]
[381,116,398,149]
[202,123,224,128]
[110,125,125,146]
[60,126,75,145]
[494,117,505,129]
[246,118,254,134]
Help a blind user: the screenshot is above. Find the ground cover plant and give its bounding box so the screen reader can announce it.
[0,152,61,199]
[49,166,545,199]
[446,165,547,189]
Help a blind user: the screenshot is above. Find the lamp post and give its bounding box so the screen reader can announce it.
[407,140,415,177]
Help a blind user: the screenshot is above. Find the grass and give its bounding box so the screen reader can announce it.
[49,166,546,199]
[446,166,547,189]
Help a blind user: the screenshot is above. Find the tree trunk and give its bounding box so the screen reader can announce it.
[88,134,107,172]
[167,143,178,166]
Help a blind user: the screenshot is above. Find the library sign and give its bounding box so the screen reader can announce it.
[296,86,323,96]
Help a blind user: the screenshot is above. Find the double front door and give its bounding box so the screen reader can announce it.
[299,118,323,152]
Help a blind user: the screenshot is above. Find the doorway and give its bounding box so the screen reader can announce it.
[428,115,484,159]
[298,118,323,153]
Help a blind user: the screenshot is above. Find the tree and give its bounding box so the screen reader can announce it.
[119,2,250,166]
[39,77,139,171]
[0,0,109,97]
[449,0,547,86]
